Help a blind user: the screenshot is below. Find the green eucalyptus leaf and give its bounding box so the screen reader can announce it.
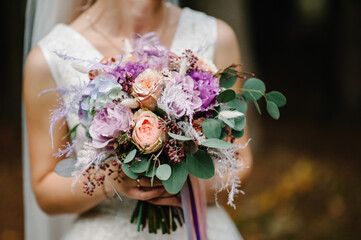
[129,157,149,173]
[145,163,157,178]
[168,132,192,141]
[217,89,236,103]
[232,129,244,138]
[219,69,237,88]
[162,161,188,194]
[186,150,215,179]
[201,138,233,149]
[253,100,262,114]
[266,101,280,120]
[227,98,248,114]
[124,149,137,163]
[266,91,287,107]
[202,118,222,139]
[156,164,172,180]
[234,116,246,131]
[122,163,139,179]
[219,115,235,129]
[219,128,227,140]
[243,78,266,101]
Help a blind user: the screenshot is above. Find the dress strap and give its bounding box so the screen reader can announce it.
[170,8,218,61]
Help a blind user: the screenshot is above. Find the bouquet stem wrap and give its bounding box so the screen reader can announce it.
[181,176,208,240]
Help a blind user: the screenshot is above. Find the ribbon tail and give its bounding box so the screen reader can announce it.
[180,176,208,240]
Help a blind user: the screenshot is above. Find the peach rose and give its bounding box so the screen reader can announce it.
[132,69,163,111]
[132,109,166,154]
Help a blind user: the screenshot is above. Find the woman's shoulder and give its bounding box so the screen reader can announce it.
[214,17,240,68]
[23,46,57,109]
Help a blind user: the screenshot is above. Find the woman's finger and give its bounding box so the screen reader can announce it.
[128,187,166,201]
[137,176,163,188]
[147,196,182,207]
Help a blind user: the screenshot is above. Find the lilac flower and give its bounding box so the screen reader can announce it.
[157,72,202,120]
[188,69,221,111]
[89,103,133,148]
[111,61,148,82]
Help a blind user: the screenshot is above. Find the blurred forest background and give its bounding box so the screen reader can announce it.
[1,0,360,239]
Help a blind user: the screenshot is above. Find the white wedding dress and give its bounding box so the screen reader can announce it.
[38,7,242,240]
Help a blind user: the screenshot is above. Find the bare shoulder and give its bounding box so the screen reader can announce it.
[216,19,238,48]
[214,19,241,69]
[23,45,59,125]
[23,46,56,97]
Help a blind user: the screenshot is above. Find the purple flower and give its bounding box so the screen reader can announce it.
[89,103,133,148]
[157,72,202,120]
[188,69,221,111]
[111,61,148,82]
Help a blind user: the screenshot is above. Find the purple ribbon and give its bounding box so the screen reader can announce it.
[180,177,205,240]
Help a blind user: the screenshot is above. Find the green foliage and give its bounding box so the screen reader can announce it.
[156,164,172,181]
[124,149,137,163]
[217,89,236,103]
[162,161,188,194]
[168,132,192,141]
[129,157,149,173]
[220,128,227,140]
[219,115,235,129]
[243,78,266,101]
[63,123,80,140]
[266,91,287,107]
[234,116,246,131]
[202,118,222,139]
[253,100,262,114]
[186,150,215,179]
[219,68,238,88]
[266,101,280,120]
[232,129,244,138]
[227,98,248,114]
[122,163,139,179]
[201,138,233,149]
[145,163,157,177]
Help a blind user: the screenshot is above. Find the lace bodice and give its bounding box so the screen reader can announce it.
[38,7,241,240]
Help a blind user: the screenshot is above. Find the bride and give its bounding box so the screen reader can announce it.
[23,0,252,239]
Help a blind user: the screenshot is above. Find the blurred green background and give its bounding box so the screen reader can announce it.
[1,0,361,239]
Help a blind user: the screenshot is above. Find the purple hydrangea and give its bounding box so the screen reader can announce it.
[188,69,221,111]
[111,61,148,82]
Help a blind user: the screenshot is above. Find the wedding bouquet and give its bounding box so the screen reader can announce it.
[49,33,286,235]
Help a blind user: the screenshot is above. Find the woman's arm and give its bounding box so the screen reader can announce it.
[205,19,253,204]
[23,47,176,215]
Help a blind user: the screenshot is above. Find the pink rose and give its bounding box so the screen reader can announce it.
[132,109,166,154]
[89,103,133,148]
[132,69,163,111]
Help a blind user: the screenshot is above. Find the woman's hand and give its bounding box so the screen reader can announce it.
[104,172,181,207]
